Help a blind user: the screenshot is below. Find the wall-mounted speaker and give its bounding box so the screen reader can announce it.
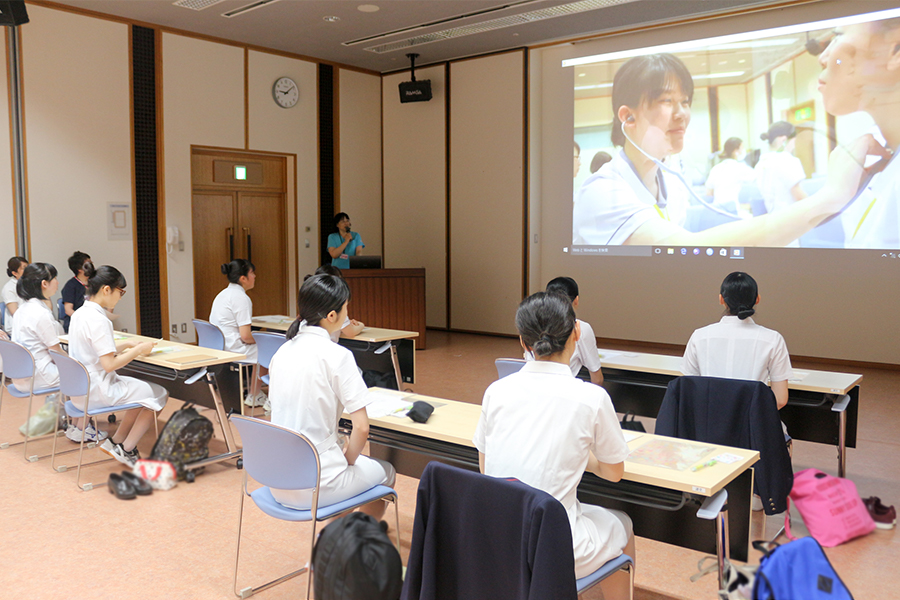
[0,1,28,26]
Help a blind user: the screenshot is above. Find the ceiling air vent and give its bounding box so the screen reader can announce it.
[361,0,638,54]
[222,0,282,18]
[172,0,227,11]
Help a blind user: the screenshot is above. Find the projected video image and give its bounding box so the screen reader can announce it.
[569,9,900,250]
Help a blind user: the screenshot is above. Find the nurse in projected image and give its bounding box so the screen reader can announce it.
[817,19,900,249]
[573,53,888,247]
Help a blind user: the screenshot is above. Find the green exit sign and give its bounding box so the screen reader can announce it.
[794,106,813,121]
[234,165,247,180]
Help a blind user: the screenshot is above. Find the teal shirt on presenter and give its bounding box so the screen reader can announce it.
[327,232,364,269]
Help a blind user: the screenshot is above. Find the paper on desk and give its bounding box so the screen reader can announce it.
[149,346,177,355]
[622,430,642,442]
[256,315,290,324]
[365,389,414,418]
[790,370,810,382]
[713,453,743,464]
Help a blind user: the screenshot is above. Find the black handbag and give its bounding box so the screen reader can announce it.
[620,411,646,432]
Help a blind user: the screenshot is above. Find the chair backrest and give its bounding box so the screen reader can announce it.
[0,301,5,328]
[230,415,320,490]
[251,331,287,370]
[193,319,225,351]
[50,350,91,397]
[57,298,65,321]
[0,339,36,379]
[495,358,526,379]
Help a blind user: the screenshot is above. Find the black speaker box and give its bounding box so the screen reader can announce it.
[0,1,28,26]
[398,80,432,103]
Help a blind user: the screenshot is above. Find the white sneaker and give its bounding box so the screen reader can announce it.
[244,392,267,408]
[99,439,136,467]
[66,423,108,443]
[263,397,271,414]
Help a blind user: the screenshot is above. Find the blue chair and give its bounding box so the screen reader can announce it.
[49,350,160,491]
[250,331,286,386]
[57,298,65,322]
[194,318,256,416]
[494,357,526,379]
[576,553,634,597]
[230,414,400,599]
[0,339,63,462]
[0,301,5,330]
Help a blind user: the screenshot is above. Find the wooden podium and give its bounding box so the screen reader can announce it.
[342,268,426,349]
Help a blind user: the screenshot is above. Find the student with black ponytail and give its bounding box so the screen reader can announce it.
[2,256,28,335]
[209,259,265,408]
[268,274,395,520]
[68,264,168,466]
[682,272,792,410]
[474,292,634,599]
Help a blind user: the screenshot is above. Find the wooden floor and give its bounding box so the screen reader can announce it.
[0,330,896,599]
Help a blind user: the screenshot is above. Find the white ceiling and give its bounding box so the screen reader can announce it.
[44,0,789,73]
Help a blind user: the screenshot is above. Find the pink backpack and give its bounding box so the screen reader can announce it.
[785,468,875,547]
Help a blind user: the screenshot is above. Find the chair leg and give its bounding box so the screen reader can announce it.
[22,390,36,462]
[392,493,401,552]
[238,365,246,418]
[233,481,247,598]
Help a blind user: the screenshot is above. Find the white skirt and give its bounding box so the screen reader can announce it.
[74,373,167,413]
[271,455,395,510]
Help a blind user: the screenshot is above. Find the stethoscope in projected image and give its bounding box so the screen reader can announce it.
[620,119,742,220]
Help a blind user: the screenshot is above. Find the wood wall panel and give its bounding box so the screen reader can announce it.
[342,269,426,349]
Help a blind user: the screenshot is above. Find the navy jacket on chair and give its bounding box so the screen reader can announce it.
[655,376,793,515]
[401,461,578,600]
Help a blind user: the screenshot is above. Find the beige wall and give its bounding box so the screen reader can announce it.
[449,51,525,335]
[0,31,14,261]
[339,69,382,259]
[162,33,244,341]
[247,49,319,305]
[717,85,750,152]
[382,65,447,328]
[21,6,137,330]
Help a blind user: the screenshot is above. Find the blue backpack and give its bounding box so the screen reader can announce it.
[753,538,853,600]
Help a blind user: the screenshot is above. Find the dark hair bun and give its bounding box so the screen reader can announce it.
[220,263,229,275]
[760,132,768,141]
[82,262,97,279]
[737,307,756,320]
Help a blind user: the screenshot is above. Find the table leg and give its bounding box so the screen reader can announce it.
[184,369,242,471]
[389,344,404,391]
[716,506,730,590]
[838,409,847,478]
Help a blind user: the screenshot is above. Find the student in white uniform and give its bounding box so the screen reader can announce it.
[573,53,884,248]
[475,292,633,599]
[681,272,792,411]
[705,137,756,217]
[209,259,265,407]
[306,265,365,341]
[816,18,900,249]
[524,276,603,385]
[68,264,168,466]
[268,274,395,520]
[2,256,28,336]
[9,263,87,439]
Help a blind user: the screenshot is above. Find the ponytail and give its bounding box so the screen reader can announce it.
[720,272,758,321]
[85,264,127,297]
[6,256,27,278]
[516,292,576,358]
[286,274,351,340]
[221,259,255,284]
[17,263,58,301]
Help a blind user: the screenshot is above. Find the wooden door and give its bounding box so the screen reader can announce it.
[192,192,236,321]
[238,192,286,316]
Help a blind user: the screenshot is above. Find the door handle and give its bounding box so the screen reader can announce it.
[243,227,251,263]
[227,227,234,262]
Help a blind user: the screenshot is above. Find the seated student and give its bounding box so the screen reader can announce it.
[524,276,603,385]
[268,274,395,521]
[209,259,265,408]
[60,251,91,333]
[68,264,168,466]
[681,272,792,411]
[3,256,28,336]
[305,265,365,340]
[326,212,364,269]
[475,292,634,599]
[11,263,97,440]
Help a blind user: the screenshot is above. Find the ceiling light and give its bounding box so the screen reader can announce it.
[692,71,745,80]
[173,0,226,9]
[358,4,380,12]
[221,0,281,18]
[324,15,341,22]
[578,72,586,77]
[575,83,613,90]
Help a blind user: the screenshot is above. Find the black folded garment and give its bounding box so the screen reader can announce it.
[407,401,434,423]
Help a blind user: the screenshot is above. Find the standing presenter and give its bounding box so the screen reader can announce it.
[327,212,364,269]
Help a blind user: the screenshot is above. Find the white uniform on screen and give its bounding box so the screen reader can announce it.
[573,150,689,245]
[840,153,900,249]
[524,318,602,377]
[706,158,756,214]
[754,151,806,215]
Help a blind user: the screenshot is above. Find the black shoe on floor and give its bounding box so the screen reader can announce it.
[120,471,153,496]
[108,473,137,500]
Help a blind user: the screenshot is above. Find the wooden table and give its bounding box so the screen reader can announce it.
[596,348,861,476]
[252,317,418,387]
[345,388,759,570]
[60,332,246,473]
